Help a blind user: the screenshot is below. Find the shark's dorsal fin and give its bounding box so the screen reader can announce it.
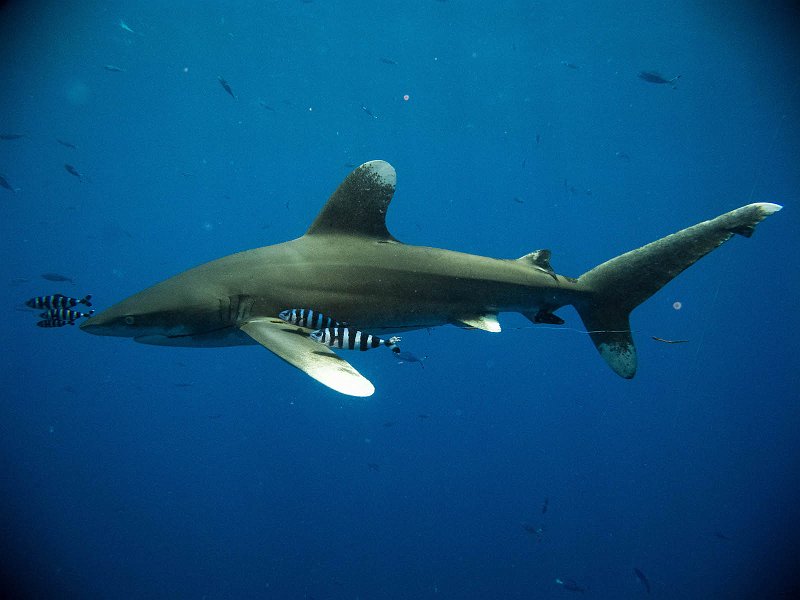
[305,160,398,240]
[239,317,375,397]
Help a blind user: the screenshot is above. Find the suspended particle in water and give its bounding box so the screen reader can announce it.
[403,94,410,101]
[673,301,682,310]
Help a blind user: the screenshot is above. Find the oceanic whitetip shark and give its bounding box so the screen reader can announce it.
[81,161,781,396]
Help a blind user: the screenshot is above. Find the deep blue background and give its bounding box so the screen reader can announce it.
[2,1,799,598]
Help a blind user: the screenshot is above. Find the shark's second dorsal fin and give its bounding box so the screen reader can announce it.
[518,249,553,270]
[306,160,398,240]
[517,249,558,281]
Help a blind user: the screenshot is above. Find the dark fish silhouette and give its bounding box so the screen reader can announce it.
[541,497,549,514]
[64,164,82,180]
[367,462,380,471]
[523,523,544,541]
[639,71,680,86]
[218,76,236,99]
[561,61,580,70]
[651,336,689,344]
[0,174,18,192]
[56,138,77,149]
[0,133,25,140]
[712,531,732,541]
[361,105,378,119]
[41,272,74,283]
[634,568,651,594]
[395,350,425,368]
[380,57,398,65]
[556,578,585,593]
[103,64,125,72]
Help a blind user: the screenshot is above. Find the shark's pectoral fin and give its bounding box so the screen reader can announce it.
[239,318,375,397]
[454,314,502,332]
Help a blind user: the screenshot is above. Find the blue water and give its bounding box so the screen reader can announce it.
[2,1,799,598]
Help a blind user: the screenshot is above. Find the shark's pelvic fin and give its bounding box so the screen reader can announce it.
[305,160,398,241]
[456,314,502,332]
[576,202,782,378]
[239,317,375,397]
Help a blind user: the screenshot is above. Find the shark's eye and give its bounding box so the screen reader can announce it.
[124,316,135,325]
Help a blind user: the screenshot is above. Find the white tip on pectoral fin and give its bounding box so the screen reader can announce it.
[240,318,375,397]
[456,314,502,332]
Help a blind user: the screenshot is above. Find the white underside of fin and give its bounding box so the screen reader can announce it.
[457,314,501,332]
[240,317,375,397]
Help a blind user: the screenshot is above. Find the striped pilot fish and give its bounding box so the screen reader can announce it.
[36,319,71,328]
[26,294,92,309]
[40,308,94,322]
[278,308,343,329]
[310,327,402,354]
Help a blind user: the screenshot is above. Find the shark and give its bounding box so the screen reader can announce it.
[81,160,781,396]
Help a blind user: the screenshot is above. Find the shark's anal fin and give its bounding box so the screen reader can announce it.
[239,318,375,397]
[455,314,501,332]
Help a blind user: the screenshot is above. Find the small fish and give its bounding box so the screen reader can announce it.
[615,151,631,161]
[712,531,732,541]
[523,523,544,542]
[64,164,82,180]
[40,308,94,322]
[218,76,236,99]
[310,327,402,354]
[395,350,425,368]
[555,578,585,593]
[361,105,378,119]
[279,308,342,329]
[56,138,77,149]
[651,336,689,344]
[417,413,430,419]
[634,567,651,594]
[638,71,681,86]
[561,61,580,70]
[119,20,137,34]
[512,196,524,204]
[259,100,276,111]
[379,57,398,65]
[26,294,91,309]
[103,64,126,72]
[40,273,75,283]
[367,462,380,471]
[541,497,549,514]
[0,133,25,140]
[36,318,71,328]
[0,174,19,192]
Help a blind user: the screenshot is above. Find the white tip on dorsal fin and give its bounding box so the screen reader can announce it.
[305,160,398,241]
[456,314,501,332]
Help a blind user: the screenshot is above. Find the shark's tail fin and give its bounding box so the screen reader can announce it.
[575,203,782,378]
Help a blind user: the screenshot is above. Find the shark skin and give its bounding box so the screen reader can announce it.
[81,160,781,396]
